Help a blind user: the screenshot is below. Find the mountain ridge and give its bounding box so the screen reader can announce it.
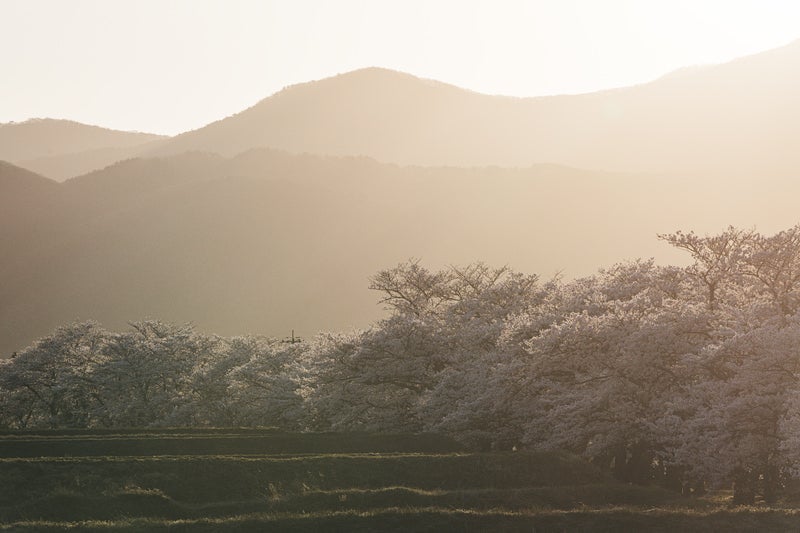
[6,38,800,179]
[141,39,800,177]
[0,119,167,181]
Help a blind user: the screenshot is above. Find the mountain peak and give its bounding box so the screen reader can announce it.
[338,66,412,77]
[270,66,460,99]
[0,118,164,138]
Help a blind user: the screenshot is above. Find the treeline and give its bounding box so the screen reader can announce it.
[5,226,800,503]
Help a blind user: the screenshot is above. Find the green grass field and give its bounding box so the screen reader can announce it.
[1,429,798,532]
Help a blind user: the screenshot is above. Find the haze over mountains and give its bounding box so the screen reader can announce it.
[5,38,800,182]
[0,119,165,181]
[2,40,800,354]
[148,39,800,179]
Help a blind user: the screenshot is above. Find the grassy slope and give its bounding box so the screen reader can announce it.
[8,508,800,532]
[1,430,796,531]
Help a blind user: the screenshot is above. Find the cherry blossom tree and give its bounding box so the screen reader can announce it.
[0,322,107,428]
[513,261,711,483]
[93,321,214,427]
[224,336,307,428]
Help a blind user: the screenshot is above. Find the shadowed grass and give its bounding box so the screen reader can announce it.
[0,430,749,531]
[0,431,461,457]
[270,483,687,512]
[0,451,604,508]
[6,507,800,532]
[1,483,689,523]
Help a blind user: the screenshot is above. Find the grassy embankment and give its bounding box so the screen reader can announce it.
[0,429,796,531]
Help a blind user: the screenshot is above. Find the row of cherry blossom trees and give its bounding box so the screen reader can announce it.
[4,226,800,502]
[0,322,305,430]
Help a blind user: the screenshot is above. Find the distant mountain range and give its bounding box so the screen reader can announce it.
[5,39,800,181]
[149,39,800,179]
[0,119,165,181]
[2,39,800,354]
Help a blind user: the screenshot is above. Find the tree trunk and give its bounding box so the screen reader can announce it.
[663,463,684,493]
[732,469,756,505]
[627,442,654,485]
[692,479,706,497]
[611,445,628,482]
[762,465,779,505]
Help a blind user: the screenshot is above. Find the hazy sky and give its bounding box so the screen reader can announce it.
[2,0,799,135]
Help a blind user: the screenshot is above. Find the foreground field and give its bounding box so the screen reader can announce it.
[0,429,797,532]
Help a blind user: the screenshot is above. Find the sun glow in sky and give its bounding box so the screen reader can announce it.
[2,0,800,135]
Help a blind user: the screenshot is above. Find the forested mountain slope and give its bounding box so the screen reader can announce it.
[2,149,798,356]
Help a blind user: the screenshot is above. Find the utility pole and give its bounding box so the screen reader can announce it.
[283,330,302,344]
